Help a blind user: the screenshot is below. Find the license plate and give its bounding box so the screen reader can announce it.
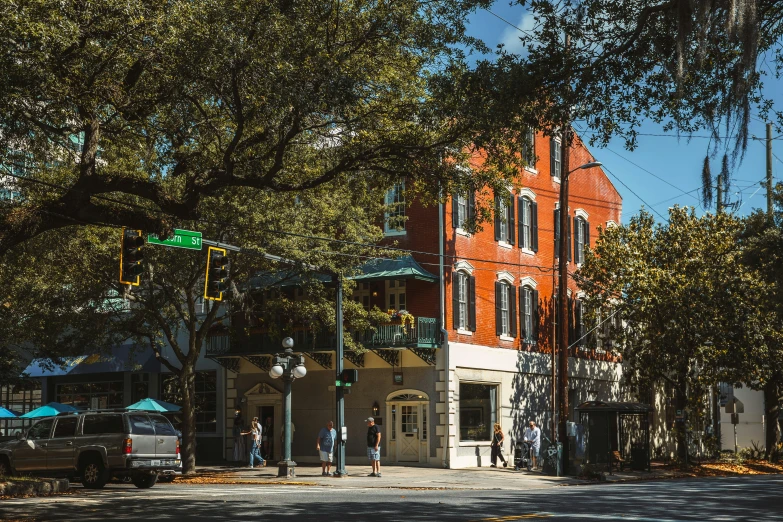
[151,460,160,466]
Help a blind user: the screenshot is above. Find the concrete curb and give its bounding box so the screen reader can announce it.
[0,478,70,498]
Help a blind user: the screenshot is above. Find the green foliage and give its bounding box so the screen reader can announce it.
[576,206,767,463]
[0,0,526,254]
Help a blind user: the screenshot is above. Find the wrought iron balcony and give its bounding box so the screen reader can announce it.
[206,316,440,358]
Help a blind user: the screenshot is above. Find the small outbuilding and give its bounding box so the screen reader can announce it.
[575,401,652,472]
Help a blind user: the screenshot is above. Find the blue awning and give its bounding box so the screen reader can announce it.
[22,345,160,378]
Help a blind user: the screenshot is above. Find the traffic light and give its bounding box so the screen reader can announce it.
[119,228,145,286]
[204,246,229,301]
[341,369,359,384]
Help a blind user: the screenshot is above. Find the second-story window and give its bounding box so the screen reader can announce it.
[452,271,476,331]
[519,285,538,343]
[384,181,406,235]
[518,196,538,252]
[573,299,585,349]
[494,282,517,338]
[352,282,371,310]
[494,193,515,245]
[550,137,562,179]
[387,279,406,311]
[573,216,590,264]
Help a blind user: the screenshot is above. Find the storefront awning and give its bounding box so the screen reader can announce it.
[352,256,438,283]
[21,345,160,378]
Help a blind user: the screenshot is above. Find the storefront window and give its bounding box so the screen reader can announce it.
[160,371,217,433]
[459,383,497,442]
[131,373,149,403]
[56,380,123,410]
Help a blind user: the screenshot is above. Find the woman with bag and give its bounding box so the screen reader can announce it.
[490,423,508,468]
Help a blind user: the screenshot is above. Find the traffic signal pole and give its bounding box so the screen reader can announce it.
[334,273,347,477]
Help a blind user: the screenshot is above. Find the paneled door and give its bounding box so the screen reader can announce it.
[397,405,420,461]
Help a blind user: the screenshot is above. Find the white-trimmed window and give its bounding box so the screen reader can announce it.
[384,181,406,235]
[494,193,515,245]
[494,280,517,338]
[459,382,498,442]
[519,285,538,343]
[550,137,562,179]
[452,269,475,332]
[518,195,538,252]
[573,215,590,264]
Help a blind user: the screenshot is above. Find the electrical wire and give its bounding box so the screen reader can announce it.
[600,165,669,222]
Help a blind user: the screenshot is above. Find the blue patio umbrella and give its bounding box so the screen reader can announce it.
[0,406,18,418]
[20,402,79,418]
[126,398,181,412]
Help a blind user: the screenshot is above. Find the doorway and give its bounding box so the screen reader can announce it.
[259,406,275,461]
[386,389,430,464]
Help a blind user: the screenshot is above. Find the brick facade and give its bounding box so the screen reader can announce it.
[388,131,622,359]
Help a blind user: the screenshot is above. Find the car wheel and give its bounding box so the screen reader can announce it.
[131,473,158,489]
[80,457,109,489]
[0,456,13,477]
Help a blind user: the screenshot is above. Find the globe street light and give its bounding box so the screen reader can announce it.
[556,156,603,475]
[268,336,307,478]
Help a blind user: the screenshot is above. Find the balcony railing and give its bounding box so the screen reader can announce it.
[207,317,440,358]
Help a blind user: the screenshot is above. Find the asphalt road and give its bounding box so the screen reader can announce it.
[2,475,782,522]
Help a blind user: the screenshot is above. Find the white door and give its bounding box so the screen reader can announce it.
[397,404,420,461]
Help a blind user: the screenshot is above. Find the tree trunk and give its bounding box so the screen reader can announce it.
[763,378,781,459]
[179,363,198,474]
[675,381,688,468]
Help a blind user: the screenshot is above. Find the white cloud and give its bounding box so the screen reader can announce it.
[498,11,536,56]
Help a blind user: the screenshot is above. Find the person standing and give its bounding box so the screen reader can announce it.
[365,417,381,477]
[232,411,247,464]
[248,417,266,468]
[490,423,508,468]
[316,421,337,476]
[523,420,541,470]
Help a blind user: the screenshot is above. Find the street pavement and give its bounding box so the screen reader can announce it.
[2,470,782,521]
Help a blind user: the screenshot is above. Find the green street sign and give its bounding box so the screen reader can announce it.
[147,229,203,250]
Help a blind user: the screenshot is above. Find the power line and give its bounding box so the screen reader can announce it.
[602,148,702,206]
[481,7,537,37]
[601,165,669,222]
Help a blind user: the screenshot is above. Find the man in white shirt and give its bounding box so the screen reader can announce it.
[523,420,541,470]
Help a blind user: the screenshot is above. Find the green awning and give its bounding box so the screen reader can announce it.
[351,256,438,283]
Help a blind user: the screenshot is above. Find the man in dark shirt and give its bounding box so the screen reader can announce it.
[365,417,382,477]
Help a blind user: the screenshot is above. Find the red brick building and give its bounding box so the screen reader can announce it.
[215,130,626,469]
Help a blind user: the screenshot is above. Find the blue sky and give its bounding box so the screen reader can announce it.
[465,4,783,224]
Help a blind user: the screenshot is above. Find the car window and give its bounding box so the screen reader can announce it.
[28,419,54,440]
[128,414,155,435]
[52,417,78,438]
[82,414,125,435]
[149,415,177,436]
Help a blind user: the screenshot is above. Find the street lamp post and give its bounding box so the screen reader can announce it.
[268,336,307,478]
[556,154,602,476]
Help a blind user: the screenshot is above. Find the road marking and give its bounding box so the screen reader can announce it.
[471,513,552,522]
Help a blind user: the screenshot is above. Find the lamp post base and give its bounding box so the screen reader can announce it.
[333,470,348,478]
[277,460,297,478]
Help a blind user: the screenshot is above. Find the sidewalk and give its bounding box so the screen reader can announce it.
[176,464,577,490]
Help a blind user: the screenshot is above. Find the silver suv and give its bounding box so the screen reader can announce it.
[0,411,181,489]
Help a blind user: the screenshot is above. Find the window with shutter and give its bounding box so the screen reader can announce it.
[550,137,561,178]
[523,127,536,168]
[507,198,515,245]
[509,286,517,337]
[468,275,477,331]
[384,181,406,235]
[531,201,539,252]
[554,208,560,259]
[519,197,532,250]
[453,194,468,230]
[495,281,503,336]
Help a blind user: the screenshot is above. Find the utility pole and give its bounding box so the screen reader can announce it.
[767,122,774,218]
[556,32,572,476]
[334,274,347,477]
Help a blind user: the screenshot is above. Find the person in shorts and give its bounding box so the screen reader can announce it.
[366,417,381,477]
[523,420,541,470]
[316,420,337,476]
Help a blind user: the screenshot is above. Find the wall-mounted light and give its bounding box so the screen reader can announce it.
[372,401,380,417]
[372,291,378,297]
